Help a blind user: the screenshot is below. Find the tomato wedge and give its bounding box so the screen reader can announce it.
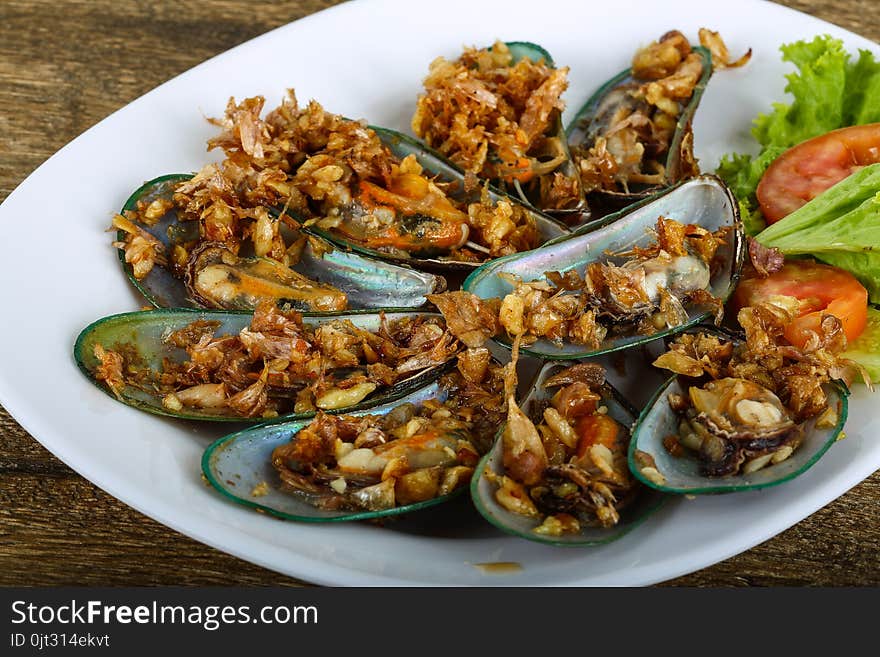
[731,259,868,348]
[756,123,880,224]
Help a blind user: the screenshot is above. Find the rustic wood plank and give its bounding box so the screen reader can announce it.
[0,472,307,586]
[0,0,878,587]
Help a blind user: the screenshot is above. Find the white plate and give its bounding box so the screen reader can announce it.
[1,0,878,586]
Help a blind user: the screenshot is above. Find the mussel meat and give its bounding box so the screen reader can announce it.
[680,377,802,476]
[185,242,348,311]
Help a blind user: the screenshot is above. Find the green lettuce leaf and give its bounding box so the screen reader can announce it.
[715,35,880,236]
[754,164,880,303]
[716,147,785,234]
[844,49,880,125]
[751,36,849,148]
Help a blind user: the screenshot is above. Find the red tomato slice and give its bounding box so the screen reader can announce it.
[756,123,880,224]
[731,259,868,348]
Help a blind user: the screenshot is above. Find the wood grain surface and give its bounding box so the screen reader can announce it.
[1,0,878,587]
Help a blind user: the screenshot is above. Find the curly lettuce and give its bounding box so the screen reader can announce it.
[716,35,880,235]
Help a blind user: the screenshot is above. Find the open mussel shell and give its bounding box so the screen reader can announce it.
[117,174,193,308]
[628,333,849,496]
[73,308,451,423]
[490,41,587,221]
[304,126,571,272]
[116,175,445,310]
[471,361,667,546]
[463,175,745,360]
[202,381,466,522]
[566,46,712,223]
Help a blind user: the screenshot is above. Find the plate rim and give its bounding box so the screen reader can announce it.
[1,0,878,587]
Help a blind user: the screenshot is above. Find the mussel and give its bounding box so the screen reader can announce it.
[74,307,458,422]
[411,40,587,221]
[202,348,509,521]
[628,327,849,494]
[114,174,445,311]
[566,34,713,221]
[303,126,570,270]
[202,381,470,521]
[462,175,745,360]
[471,361,666,545]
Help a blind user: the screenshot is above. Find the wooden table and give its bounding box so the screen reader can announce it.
[1,0,878,587]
